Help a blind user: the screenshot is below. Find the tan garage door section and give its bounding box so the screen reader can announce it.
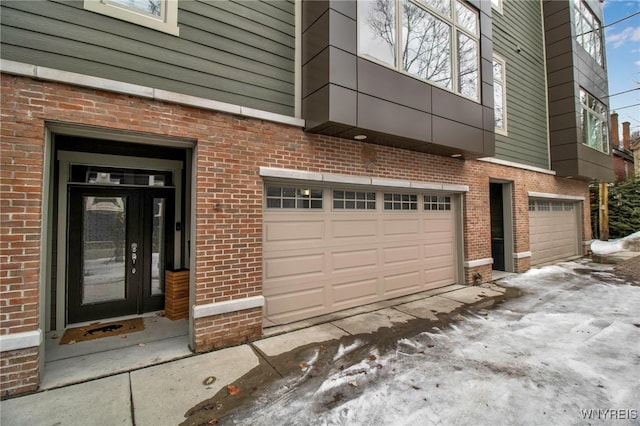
[529,199,580,266]
[263,187,457,325]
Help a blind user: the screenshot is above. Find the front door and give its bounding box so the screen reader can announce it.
[67,186,174,324]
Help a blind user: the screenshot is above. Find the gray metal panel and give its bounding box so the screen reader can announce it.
[357,93,431,142]
[302,46,357,98]
[432,88,483,129]
[357,59,431,113]
[432,116,484,153]
[542,0,612,181]
[1,0,295,116]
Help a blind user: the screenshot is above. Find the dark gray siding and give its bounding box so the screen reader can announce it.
[0,0,295,116]
[542,0,613,181]
[492,0,549,169]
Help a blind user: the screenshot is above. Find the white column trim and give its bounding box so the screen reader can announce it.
[513,251,532,259]
[463,258,494,268]
[192,296,265,319]
[0,330,42,352]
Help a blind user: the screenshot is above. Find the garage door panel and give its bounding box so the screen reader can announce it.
[383,245,421,265]
[425,265,456,284]
[423,241,454,258]
[265,220,324,243]
[265,287,326,323]
[332,219,378,239]
[332,278,379,305]
[529,201,579,266]
[264,187,458,324]
[383,219,420,236]
[332,249,378,272]
[383,271,421,294]
[265,254,325,279]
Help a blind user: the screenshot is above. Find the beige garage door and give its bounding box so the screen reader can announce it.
[529,199,580,266]
[263,185,457,325]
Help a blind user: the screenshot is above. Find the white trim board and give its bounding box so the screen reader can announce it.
[463,258,494,268]
[193,296,265,319]
[259,167,470,193]
[528,192,585,201]
[0,330,42,352]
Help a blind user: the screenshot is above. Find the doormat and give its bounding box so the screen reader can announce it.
[59,318,145,345]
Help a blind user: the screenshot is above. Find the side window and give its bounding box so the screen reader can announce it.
[493,54,507,134]
[266,187,323,209]
[424,195,452,211]
[333,191,376,210]
[383,193,418,210]
[84,0,180,36]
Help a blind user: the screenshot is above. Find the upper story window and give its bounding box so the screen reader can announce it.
[358,0,480,101]
[579,88,609,154]
[84,0,180,36]
[492,54,507,134]
[573,0,603,66]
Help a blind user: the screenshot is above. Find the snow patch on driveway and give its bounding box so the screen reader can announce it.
[231,260,640,425]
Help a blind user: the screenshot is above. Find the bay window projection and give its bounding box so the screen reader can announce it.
[358,0,480,101]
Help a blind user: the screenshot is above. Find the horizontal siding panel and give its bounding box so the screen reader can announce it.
[492,0,549,168]
[0,0,295,116]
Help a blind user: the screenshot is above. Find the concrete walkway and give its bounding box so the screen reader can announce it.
[1,284,507,426]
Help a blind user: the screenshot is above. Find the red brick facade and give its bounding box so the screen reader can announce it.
[0,74,591,396]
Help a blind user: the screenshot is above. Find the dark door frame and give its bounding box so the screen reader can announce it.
[67,185,174,324]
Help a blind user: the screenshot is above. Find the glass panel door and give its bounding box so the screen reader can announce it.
[82,196,127,304]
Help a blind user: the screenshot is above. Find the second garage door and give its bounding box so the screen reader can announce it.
[263,185,458,325]
[529,199,580,266]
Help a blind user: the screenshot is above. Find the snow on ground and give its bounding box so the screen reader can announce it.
[231,260,640,426]
[591,231,640,255]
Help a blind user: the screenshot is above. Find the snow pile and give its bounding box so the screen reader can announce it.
[591,231,640,255]
[231,260,640,425]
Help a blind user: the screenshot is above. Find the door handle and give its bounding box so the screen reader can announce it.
[131,242,138,274]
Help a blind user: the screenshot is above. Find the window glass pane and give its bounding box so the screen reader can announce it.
[358,0,397,67]
[282,188,296,198]
[402,1,452,90]
[455,1,478,35]
[267,198,281,208]
[419,0,451,16]
[266,187,281,197]
[109,0,161,17]
[493,60,503,80]
[494,81,504,129]
[311,200,323,209]
[282,199,295,208]
[458,32,478,100]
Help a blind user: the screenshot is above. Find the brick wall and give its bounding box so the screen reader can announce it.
[0,347,39,397]
[1,74,591,392]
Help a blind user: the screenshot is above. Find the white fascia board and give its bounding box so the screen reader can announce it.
[527,192,585,201]
[371,178,412,188]
[259,167,323,182]
[478,157,556,175]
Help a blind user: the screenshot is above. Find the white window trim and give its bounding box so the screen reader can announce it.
[491,0,503,14]
[492,53,508,135]
[84,0,180,36]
